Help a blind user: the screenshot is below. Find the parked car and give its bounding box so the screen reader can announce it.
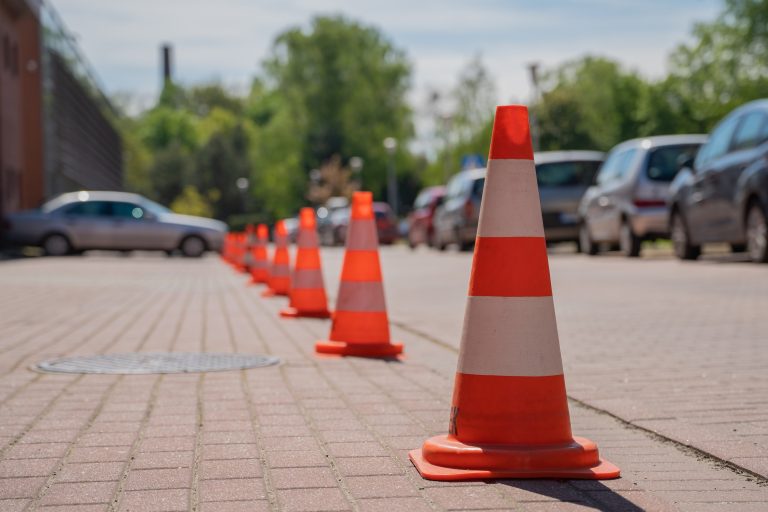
[333,202,398,246]
[432,168,485,251]
[283,217,300,243]
[2,191,227,257]
[432,152,604,251]
[536,151,605,245]
[669,100,768,262]
[317,197,349,246]
[578,135,707,257]
[407,185,445,249]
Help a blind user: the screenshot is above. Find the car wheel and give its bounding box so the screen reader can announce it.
[746,201,768,263]
[670,211,700,260]
[579,223,598,256]
[619,220,642,258]
[730,243,746,253]
[179,236,206,258]
[42,234,71,257]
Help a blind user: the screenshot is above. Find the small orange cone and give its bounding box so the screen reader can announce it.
[249,224,270,285]
[261,220,291,298]
[221,233,233,264]
[316,192,402,358]
[409,105,620,481]
[281,208,331,318]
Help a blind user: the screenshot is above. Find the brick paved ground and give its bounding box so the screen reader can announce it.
[0,248,766,511]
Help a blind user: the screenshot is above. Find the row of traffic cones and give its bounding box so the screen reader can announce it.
[221,105,619,482]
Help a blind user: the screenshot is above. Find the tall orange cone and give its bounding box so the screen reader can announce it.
[409,105,619,481]
[315,192,402,358]
[249,224,270,285]
[261,220,291,298]
[281,208,331,318]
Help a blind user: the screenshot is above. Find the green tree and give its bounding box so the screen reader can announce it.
[652,0,768,132]
[170,185,214,218]
[262,15,414,200]
[533,56,648,151]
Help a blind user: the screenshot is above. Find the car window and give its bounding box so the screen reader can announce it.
[596,148,637,185]
[696,114,740,168]
[536,161,602,187]
[445,175,465,198]
[414,191,431,209]
[731,112,768,151]
[646,144,702,182]
[471,178,485,199]
[65,201,111,217]
[111,202,145,220]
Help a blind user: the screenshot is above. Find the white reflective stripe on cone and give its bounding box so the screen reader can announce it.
[345,220,379,250]
[335,281,386,312]
[477,159,545,238]
[271,265,290,277]
[297,231,320,248]
[292,269,324,289]
[457,296,564,377]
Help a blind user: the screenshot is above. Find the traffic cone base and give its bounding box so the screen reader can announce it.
[408,436,620,481]
[315,339,403,357]
[280,307,332,319]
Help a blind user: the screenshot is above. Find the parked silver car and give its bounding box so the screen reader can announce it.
[578,135,707,257]
[432,151,604,250]
[2,191,227,257]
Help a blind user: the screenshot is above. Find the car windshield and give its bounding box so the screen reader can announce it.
[141,199,172,216]
[536,161,602,187]
[646,144,702,182]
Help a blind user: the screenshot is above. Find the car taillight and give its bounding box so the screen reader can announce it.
[633,199,666,208]
[464,199,474,219]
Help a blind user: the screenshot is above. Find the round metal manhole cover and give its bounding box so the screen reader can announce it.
[34,352,280,375]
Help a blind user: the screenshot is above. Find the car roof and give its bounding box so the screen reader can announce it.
[43,190,147,211]
[609,134,708,152]
[534,151,605,164]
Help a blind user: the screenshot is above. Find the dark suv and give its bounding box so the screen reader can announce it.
[669,100,768,262]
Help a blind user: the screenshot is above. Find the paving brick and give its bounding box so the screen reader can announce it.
[57,462,124,483]
[198,478,266,502]
[0,458,58,478]
[357,497,434,512]
[199,501,270,512]
[131,451,193,470]
[326,442,389,457]
[0,476,46,499]
[345,475,417,499]
[203,443,259,460]
[334,457,402,477]
[119,488,188,511]
[266,450,328,468]
[199,459,262,480]
[277,487,351,512]
[124,468,192,490]
[270,467,338,489]
[40,481,116,506]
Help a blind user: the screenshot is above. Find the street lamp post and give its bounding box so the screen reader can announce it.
[383,137,398,216]
[349,156,364,190]
[236,177,250,213]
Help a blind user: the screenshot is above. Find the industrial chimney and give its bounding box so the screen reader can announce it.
[161,43,173,82]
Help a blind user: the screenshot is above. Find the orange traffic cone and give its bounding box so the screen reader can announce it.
[221,233,233,264]
[249,224,270,285]
[261,220,291,298]
[409,105,620,481]
[281,208,331,318]
[315,192,402,358]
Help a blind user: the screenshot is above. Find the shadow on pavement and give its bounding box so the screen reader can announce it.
[498,480,645,512]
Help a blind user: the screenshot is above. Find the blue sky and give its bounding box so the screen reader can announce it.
[55,0,721,114]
